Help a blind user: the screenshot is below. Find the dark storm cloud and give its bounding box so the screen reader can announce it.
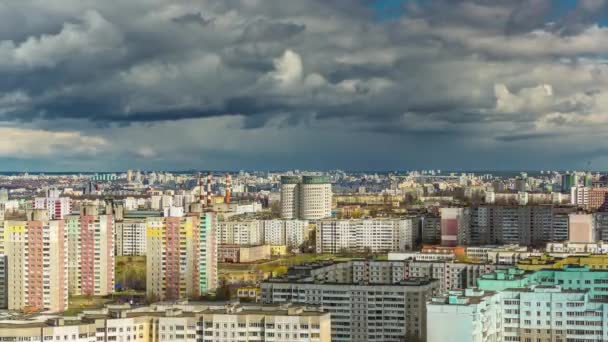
[1,0,608,169]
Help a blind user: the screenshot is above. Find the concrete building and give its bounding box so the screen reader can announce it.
[315,218,418,254]
[115,219,146,256]
[421,215,441,244]
[218,220,264,245]
[570,186,589,206]
[427,288,502,342]
[280,176,300,219]
[0,303,331,342]
[198,211,218,295]
[545,241,608,254]
[280,176,332,220]
[440,207,470,246]
[0,254,7,309]
[263,219,309,249]
[146,209,200,301]
[33,190,72,219]
[429,266,608,342]
[261,261,438,342]
[5,210,68,312]
[67,204,115,296]
[568,212,595,243]
[218,219,310,249]
[588,187,608,209]
[218,244,272,263]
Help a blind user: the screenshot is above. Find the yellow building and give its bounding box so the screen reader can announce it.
[270,245,288,256]
[518,254,608,271]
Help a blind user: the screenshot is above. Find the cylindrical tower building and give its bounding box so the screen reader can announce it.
[299,176,332,220]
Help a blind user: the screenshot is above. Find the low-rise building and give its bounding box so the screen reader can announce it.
[0,302,331,342]
[218,244,272,263]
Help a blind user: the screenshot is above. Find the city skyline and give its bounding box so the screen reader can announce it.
[1,1,608,170]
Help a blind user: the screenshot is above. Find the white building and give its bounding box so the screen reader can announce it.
[427,289,502,342]
[280,176,332,220]
[570,186,589,206]
[33,193,72,219]
[315,218,418,254]
[217,220,264,245]
[263,219,309,249]
[115,219,147,256]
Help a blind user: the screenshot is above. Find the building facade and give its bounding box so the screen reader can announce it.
[4,210,68,312]
[67,205,115,296]
[315,218,418,254]
[115,219,147,256]
[146,210,200,300]
[262,264,437,342]
[280,176,332,220]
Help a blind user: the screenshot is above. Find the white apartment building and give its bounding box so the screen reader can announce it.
[217,220,265,245]
[218,219,310,248]
[570,186,589,206]
[428,285,608,342]
[315,218,418,254]
[0,303,331,342]
[263,219,309,249]
[115,219,147,256]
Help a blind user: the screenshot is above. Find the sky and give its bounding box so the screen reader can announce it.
[1,0,608,171]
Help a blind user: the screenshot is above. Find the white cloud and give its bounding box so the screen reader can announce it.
[271,49,303,85]
[0,127,107,157]
[0,10,123,69]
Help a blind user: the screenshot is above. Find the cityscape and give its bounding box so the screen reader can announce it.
[3,0,608,341]
[1,170,608,341]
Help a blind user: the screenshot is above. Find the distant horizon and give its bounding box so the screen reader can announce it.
[0,169,600,175]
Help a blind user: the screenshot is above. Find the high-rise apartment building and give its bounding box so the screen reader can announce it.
[217,219,309,249]
[5,209,68,312]
[280,176,300,219]
[115,218,146,256]
[198,211,218,295]
[263,219,309,249]
[217,220,264,245]
[568,212,596,243]
[0,254,7,309]
[146,207,200,300]
[421,214,441,244]
[315,218,418,254]
[440,207,470,246]
[280,176,332,220]
[67,205,114,296]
